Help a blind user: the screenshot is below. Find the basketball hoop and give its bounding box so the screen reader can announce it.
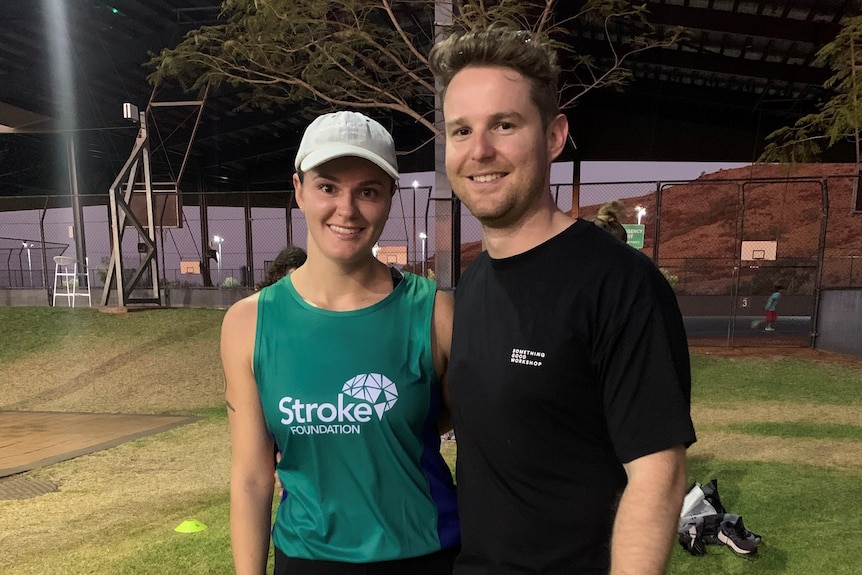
[741,241,777,262]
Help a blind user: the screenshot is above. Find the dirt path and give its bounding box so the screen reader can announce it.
[689,431,862,474]
[693,402,861,427]
[690,345,862,368]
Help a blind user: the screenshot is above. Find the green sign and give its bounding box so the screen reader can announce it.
[622,224,645,249]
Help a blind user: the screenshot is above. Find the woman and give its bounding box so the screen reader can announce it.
[256,245,307,289]
[221,111,459,575]
[587,200,628,242]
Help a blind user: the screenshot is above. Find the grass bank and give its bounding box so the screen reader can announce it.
[0,308,860,574]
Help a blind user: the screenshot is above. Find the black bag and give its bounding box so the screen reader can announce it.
[678,479,761,557]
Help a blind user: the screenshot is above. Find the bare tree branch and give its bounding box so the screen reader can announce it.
[149,0,676,147]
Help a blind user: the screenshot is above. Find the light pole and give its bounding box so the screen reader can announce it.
[419,232,428,278]
[412,180,419,266]
[212,235,224,283]
[23,242,33,286]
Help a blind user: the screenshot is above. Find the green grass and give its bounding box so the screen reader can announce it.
[690,354,862,406]
[34,494,235,574]
[21,493,279,575]
[1,308,861,574]
[668,458,862,575]
[669,353,862,574]
[0,307,225,364]
[188,405,230,419]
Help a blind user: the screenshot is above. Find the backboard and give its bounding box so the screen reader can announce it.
[741,240,777,261]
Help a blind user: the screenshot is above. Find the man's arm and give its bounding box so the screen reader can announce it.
[221,295,275,575]
[610,445,688,575]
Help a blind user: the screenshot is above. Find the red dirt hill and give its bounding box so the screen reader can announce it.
[446,163,861,291]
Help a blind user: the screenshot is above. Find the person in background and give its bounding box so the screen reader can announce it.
[221,110,459,575]
[257,245,307,289]
[764,284,785,331]
[588,200,629,243]
[430,25,696,575]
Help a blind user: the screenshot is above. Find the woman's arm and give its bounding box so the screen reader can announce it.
[431,290,455,433]
[221,295,276,575]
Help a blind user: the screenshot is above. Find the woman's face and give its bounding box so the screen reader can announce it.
[294,156,393,267]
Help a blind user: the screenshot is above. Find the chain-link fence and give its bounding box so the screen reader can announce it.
[573,168,862,346]
[2,169,860,344]
[0,184,440,293]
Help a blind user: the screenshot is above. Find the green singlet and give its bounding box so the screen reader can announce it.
[255,271,459,563]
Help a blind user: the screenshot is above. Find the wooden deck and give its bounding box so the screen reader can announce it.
[0,411,198,477]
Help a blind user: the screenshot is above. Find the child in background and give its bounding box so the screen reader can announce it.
[763,284,785,331]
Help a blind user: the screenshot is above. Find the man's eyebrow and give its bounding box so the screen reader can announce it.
[444,116,467,130]
[445,112,524,129]
[489,112,524,123]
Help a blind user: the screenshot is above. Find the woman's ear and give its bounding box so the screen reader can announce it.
[293,173,305,211]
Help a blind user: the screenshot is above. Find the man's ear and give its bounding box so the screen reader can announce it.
[547,113,569,163]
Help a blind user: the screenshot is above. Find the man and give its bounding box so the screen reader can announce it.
[429,27,696,574]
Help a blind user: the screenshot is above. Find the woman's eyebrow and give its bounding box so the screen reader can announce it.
[311,171,386,187]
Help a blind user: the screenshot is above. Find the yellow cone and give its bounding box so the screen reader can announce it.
[174,519,207,533]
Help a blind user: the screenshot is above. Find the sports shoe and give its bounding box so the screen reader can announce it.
[738,518,762,545]
[678,522,707,556]
[764,326,775,331]
[718,517,759,555]
[721,514,762,545]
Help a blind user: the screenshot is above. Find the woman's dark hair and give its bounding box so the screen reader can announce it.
[257,245,307,289]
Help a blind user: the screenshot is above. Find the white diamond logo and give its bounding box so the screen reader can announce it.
[341,373,398,419]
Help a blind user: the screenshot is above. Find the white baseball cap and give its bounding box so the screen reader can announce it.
[294,111,399,180]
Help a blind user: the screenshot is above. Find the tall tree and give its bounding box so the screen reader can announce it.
[759,16,862,164]
[149,0,680,287]
[149,0,679,148]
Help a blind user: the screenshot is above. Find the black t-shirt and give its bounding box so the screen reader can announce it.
[449,220,696,574]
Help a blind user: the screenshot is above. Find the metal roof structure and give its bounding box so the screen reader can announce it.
[0,0,858,199]
[566,0,856,163]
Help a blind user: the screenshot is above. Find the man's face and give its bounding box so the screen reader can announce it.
[294,156,393,266]
[442,65,565,229]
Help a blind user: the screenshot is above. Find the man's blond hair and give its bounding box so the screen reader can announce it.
[429,25,562,128]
